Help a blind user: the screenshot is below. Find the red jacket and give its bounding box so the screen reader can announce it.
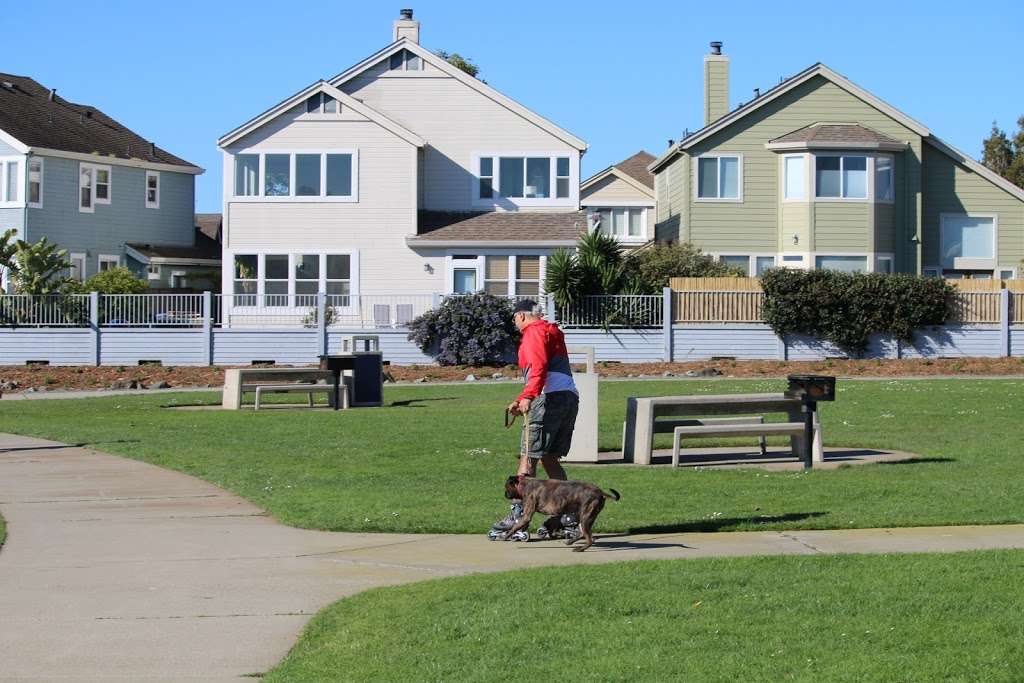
[517,319,576,401]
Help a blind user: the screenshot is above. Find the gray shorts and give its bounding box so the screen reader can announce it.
[521,391,579,459]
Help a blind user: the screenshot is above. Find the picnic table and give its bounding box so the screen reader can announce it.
[222,367,343,410]
[622,392,823,465]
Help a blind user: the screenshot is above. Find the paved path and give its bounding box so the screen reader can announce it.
[2,433,1024,681]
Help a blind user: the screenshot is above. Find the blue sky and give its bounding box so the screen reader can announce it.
[5,1,1022,212]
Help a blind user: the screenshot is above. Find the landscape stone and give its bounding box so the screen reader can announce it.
[465,374,477,382]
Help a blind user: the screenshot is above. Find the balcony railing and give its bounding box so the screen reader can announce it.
[0,294,91,327]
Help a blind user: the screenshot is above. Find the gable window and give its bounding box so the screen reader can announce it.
[875,155,894,202]
[389,49,422,71]
[234,154,259,196]
[28,158,42,208]
[264,154,291,196]
[305,92,338,114]
[940,214,995,269]
[597,208,644,239]
[145,171,160,209]
[783,155,806,200]
[1,159,20,205]
[696,155,741,200]
[79,163,111,212]
[477,156,572,202]
[815,155,867,199]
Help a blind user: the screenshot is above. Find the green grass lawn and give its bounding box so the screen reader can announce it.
[0,378,1022,534]
[265,550,1024,682]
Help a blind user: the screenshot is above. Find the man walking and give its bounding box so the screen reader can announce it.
[489,299,579,541]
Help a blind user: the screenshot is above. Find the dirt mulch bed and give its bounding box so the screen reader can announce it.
[1,357,1023,393]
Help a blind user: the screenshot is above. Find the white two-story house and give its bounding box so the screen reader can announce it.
[217,9,588,323]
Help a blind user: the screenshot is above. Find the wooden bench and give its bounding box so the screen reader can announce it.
[223,368,345,411]
[672,421,808,467]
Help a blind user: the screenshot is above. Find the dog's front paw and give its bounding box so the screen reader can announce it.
[571,545,586,552]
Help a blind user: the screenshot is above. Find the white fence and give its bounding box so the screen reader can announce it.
[557,295,664,328]
[0,294,91,327]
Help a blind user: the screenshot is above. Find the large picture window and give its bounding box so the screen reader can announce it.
[815,155,867,199]
[477,156,572,202]
[232,253,356,307]
[233,151,356,200]
[696,155,741,200]
[815,255,868,273]
[940,215,995,269]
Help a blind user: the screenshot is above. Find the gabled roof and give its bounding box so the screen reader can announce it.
[581,150,655,197]
[195,213,222,242]
[924,136,1024,202]
[648,63,930,173]
[0,73,200,171]
[126,230,221,264]
[329,38,587,152]
[407,210,587,247]
[217,81,424,148]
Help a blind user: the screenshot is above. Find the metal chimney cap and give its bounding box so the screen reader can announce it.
[399,8,413,19]
[709,41,723,55]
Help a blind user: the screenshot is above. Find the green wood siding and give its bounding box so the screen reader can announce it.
[921,142,1024,270]
[814,203,870,251]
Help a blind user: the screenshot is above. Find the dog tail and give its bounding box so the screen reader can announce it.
[603,488,621,501]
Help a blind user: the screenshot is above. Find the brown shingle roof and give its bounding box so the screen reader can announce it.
[612,150,655,189]
[0,73,197,168]
[127,230,221,262]
[195,213,222,242]
[770,123,903,145]
[413,211,588,243]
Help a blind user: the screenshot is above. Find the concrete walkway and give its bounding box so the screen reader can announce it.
[2,434,1024,681]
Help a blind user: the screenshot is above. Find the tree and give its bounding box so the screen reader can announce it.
[65,267,148,294]
[626,242,745,289]
[1007,115,1024,189]
[544,231,646,308]
[9,237,71,295]
[0,229,18,291]
[981,121,1014,177]
[435,50,482,80]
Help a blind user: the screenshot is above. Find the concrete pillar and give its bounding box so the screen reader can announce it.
[662,287,673,362]
[202,291,213,366]
[563,372,599,463]
[317,292,327,356]
[546,293,556,323]
[90,291,100,366]
[1000,288,1010,357]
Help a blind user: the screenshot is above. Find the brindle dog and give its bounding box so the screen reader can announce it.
[501,475,620,552]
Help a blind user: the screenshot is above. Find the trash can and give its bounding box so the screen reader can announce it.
[319,353,384,408]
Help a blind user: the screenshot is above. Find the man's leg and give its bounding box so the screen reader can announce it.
[539,453,566,480]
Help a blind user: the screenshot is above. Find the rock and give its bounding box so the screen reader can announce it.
[109,379,131,390]
[685,367,723,378]
[662,371,675,378]
[148,380,171,389]
[414,377,428,383]
[465,374,477,382]
[627,373,635,378]
[637,374,648,379]
[0,380,19,391]
[24,387,36,393]
[490,372,504,380]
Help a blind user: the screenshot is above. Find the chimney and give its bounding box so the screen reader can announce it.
[393,8,420,44]
[703,41,729,125]
[48,88,56,101]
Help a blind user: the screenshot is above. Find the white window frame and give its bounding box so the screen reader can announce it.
[69,252,86,282]
[874,154,895,204]
[875,254,895,274]
[593,206,648,243]
[231,150,359,203]
[780,153,808,202]
[170,271,188,289]
[693,153,743,203]
[710,253,777,276]
[226,251,360,310]
[780,253,808,270]
[145,171,160,209]
[98,254,120,272]
[471,152,578,208]
[28,156,43,209]
[0,156,23,207]
[444,251,548,296]
[996,267,1017,279]
[813,254,870,273]
[79,162,112,212]
[813,154,869,202]
[939,212,997,270]
[147,263,161,280]
[302,92,340,116]
[388,48,423,72]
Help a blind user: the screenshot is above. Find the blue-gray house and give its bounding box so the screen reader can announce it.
[0,74,218,290]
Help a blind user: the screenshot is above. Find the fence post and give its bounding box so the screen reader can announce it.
[662,287,672,362]
[317,292,327,356]
[777,335,787,361]
[90,291,100,366]
[546,293,556,323]
[1000,288,1010,357]
[202,291,213,366]
[432,292,442,309]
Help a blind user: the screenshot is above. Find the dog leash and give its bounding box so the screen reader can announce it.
[504,408,518,429]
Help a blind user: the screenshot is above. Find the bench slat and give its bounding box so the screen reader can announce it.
[675,423,805,437]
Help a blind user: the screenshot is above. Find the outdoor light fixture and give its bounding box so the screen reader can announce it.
[423,263,433,274]
[792,234,799,245]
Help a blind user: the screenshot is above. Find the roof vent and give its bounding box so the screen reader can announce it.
[48,88,56,101]
[149,142,156,157]
[399,8,413,19]
[709,41,723,55]
[667,139,674,147]
[0,81,14,91]
[753,87,760,98]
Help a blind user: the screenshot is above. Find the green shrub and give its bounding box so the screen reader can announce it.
[407,293,519,366]
[760,269,953,356]
[627,242,744,289]
[65,267,148,294]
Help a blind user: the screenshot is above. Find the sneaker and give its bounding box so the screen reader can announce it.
[488,528,529,542]
[491,501,524,532]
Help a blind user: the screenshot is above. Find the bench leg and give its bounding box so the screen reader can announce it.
[254,388,262,411]
[672,432,681,467]
[307,392,314,407]
[812,412,824,463]
[756,416,767,455]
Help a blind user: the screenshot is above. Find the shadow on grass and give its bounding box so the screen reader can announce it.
[1,439,141,453]
[627,511,827,535]
[389,397,458,408]
[875,457,956,466]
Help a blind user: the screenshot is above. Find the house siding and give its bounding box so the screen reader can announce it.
[580,174,655,239]
[340,60,580,212]
[657,76,923,269]
[813,203,870,252]
[0,138,21,155]
[921,142,1024,270]
[27,154,195,279]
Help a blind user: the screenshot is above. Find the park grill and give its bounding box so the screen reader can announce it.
[785,374,836,468]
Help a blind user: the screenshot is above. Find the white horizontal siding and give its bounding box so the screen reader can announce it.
[900,326,1003,359]
[0,330,93,365]
[581,175,652,204]
[99,330,207,366]
[212,329,320,365]
[327,329,434,365]
[563,329,663,363]
[674,325,781,360]
[1009,327,1024,357]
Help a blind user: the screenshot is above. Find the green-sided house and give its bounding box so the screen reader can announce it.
[649,42,1024,278]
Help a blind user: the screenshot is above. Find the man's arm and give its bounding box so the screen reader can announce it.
[517,326,549,403]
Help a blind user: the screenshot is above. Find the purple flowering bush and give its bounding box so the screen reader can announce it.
[407,294,519,366]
